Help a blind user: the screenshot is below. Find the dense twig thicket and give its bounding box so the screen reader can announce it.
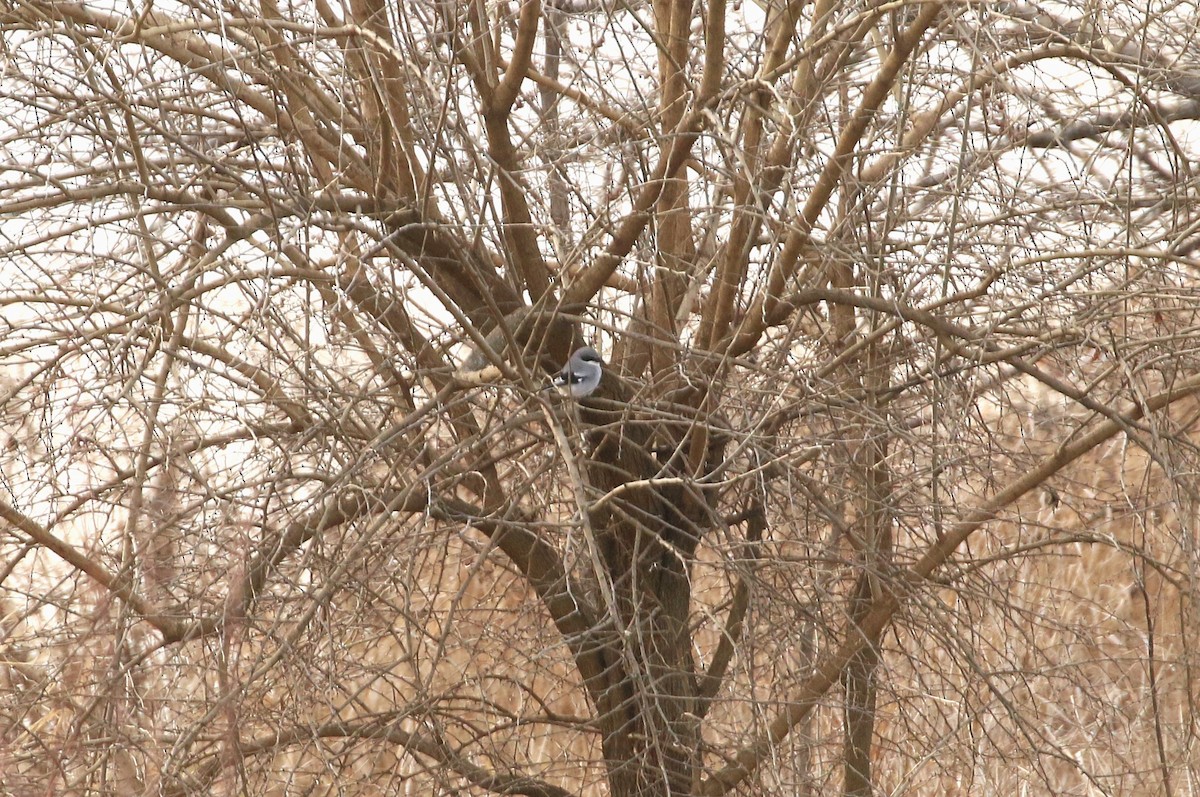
[2,1,1200,794]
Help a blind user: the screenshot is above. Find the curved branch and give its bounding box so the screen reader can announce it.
[436,497,611,704]
[561,108,707,306]
[0,498,190,642]
[697,505,763,709]
[169,714,576,797]
[746,283,1174,443]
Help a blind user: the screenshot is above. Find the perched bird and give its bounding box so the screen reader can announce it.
[547,346,604,398]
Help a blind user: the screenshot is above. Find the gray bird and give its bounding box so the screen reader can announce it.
[547,346,604,398]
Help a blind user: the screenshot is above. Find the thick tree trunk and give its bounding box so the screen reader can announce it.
[842,573,880,797]
[580,379,707,797]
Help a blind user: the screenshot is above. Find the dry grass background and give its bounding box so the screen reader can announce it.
[864,378,1200,795]
[3,0,1200,792]
[4,373,1199,795]
[3,365,1199,796]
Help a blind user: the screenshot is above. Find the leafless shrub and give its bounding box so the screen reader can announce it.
[2,1,1200,795]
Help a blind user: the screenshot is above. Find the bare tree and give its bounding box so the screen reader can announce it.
[2,0,1200,795]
